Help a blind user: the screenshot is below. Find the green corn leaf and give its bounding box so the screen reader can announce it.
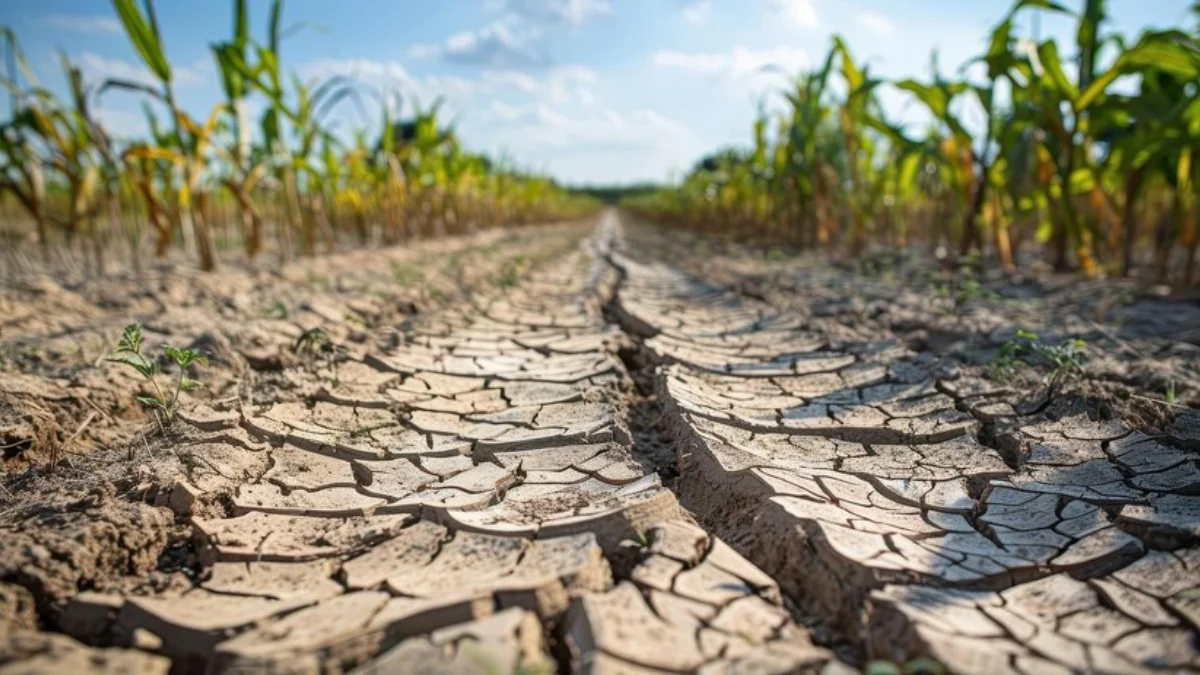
[99,78,167,103]
[111,0,171,84]
[1035,218,1055,243]
[1077,0,1108,91]
[896,80,950,119]
[261,106,279,148]
[1037,41,1079,102]
[1012,0,1072,15]
[234,0,249,49]
[269,0,283,54]
[1124,39,1200,80]
[211,42,246,101]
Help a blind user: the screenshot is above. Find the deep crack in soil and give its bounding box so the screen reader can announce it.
[1,213,1199,674]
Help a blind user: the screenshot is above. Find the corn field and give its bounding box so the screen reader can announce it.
[0,0,597,275]
[624,0,1200,285]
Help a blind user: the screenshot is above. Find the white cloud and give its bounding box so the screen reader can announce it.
[770,0,817,29]
[542,65,597,103]
[490,101,531,121]
[301,58,598,110]
[653,46,809,81]
[301,58,464,112]
[499,0,612,26]
[683,1,712,25]
[42,14,122,35]
[413,0,610,71]
[407,17,546,68]
[79,52,207,89]
[483,70,539,93]
[857,10,896,37]
[493,102,697,154]
[405,43,442,59]
[93,107,145,139]
[302,58,416,86]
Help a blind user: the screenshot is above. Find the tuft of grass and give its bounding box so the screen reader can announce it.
[766,247,790,262]
[294,327,345,389]
[261,300,289,319]
[496,256,527,289]
[933,270,996,316]
[390,261,425,287]
[294,327,333,354]
[107,323,206,431]
[618,529,649,550]
[306,271,330,290]
[992,329,1087,387]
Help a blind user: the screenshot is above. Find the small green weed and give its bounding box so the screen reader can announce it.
[993,329,1087,387]
[107,323,207,431]
[865,657,946,675]
[294,327,345,389]
[390,261,424,287]
[294,327,333,354]
[496,256,526,289]
[618,529,649,550]
[934,271,995,315]
[306,271,330,290]
[261,300,289,319]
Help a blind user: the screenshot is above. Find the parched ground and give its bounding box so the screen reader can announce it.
[1,211,1199,674]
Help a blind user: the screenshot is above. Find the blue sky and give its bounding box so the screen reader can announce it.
[2,0,1194,185]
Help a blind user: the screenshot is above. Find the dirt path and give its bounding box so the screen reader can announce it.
[2,212,1199,673]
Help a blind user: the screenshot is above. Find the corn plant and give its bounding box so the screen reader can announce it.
[624,0,1200,286]
[1,1,597,273]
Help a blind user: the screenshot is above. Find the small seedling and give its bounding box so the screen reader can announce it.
[618,529,649,550]
[993,329,1087,387]
[390,261,424,287]
[261,300,289,319]
[294,327,334,354]
[306,271,330,290]
[933,270,995,316]
[107,323,207,431]
[1166,381,1178,405]
[496,256,526,289]
[294,327,345,389]
[865,657,946,675]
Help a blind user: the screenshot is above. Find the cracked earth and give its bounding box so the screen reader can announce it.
[2,212,1200,674]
